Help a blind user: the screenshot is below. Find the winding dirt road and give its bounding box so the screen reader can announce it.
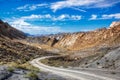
[30,56,119,80]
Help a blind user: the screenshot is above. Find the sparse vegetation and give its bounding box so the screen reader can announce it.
[41,56,75,67]
[96,62,100,65]
[111,71,116,74]
[50,78,57,80]
[105,59,109,62]
[7,67,14,72]
[0,36,57,65]
[8,62,40,72]
[25,71,38,80]
[40,48,110,68]
[85,62,88,65]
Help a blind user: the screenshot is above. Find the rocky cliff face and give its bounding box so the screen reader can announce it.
[35,21,120,51]
[0,20,26,39]
[51,22,120,50]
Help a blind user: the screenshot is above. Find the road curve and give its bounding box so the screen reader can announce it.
[30,56,118,80]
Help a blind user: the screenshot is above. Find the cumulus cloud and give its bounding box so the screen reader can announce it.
[12,19,30,26]
[9,19,63,35]
[89,13,120,20]
[52,14,82,21]
[21,14,82,21]
[17,3,48,11]
[8,14,82,35]
[101,13,120,19]
[71,15,82,20]
[89,14,97,20]
[51,0,120,12]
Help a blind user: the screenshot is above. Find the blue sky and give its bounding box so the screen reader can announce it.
[0,0,120,35]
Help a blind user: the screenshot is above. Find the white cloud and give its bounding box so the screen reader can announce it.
[89,13,120,20]
[12,19,30,26]
[16,0,120,12]
[51,0,97,12]
[21,14,52,19]
[17,3,48,11]
[101,13,120,19]
[71,15,82,20]
[70,7,86,12]
[52,14,82,21]
[89,14,97,20]
[92,0,120,8]
[21,14,81,21]
[53,14,69,21]
[7,14,82,35]
[51,0,120,12]
[10,19,63,35]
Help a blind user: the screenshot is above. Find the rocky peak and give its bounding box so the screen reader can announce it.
[0,19,4,24]
[109,21,120,28]
[0,19,26,39]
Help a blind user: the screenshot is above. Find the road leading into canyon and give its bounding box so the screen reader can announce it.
[30,56,119,80]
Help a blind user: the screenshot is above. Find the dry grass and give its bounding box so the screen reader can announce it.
[7,62,40,72]
[25,71,38,80]
[41,57,74,68]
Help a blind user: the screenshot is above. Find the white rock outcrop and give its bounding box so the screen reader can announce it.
[109,21,120,28]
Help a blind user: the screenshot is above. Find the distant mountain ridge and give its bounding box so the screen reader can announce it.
[0,19,26,39]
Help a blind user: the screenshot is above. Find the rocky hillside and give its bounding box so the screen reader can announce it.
[0,37,50,64]
[0,20,26,39]
[0,20,55,64]
[32,21,120,51]
[54,22,120,50]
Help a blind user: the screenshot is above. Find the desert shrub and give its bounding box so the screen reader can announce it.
[86,66,88,68]
[7,67,14,72]
[85,62,88,65]
[21,63,40,72]
[50,78,57,80]
[25,71,38,80]
[111,71,116,74]
[96,62,100,65]
[9,62,40,72]
[105,59,109,62]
